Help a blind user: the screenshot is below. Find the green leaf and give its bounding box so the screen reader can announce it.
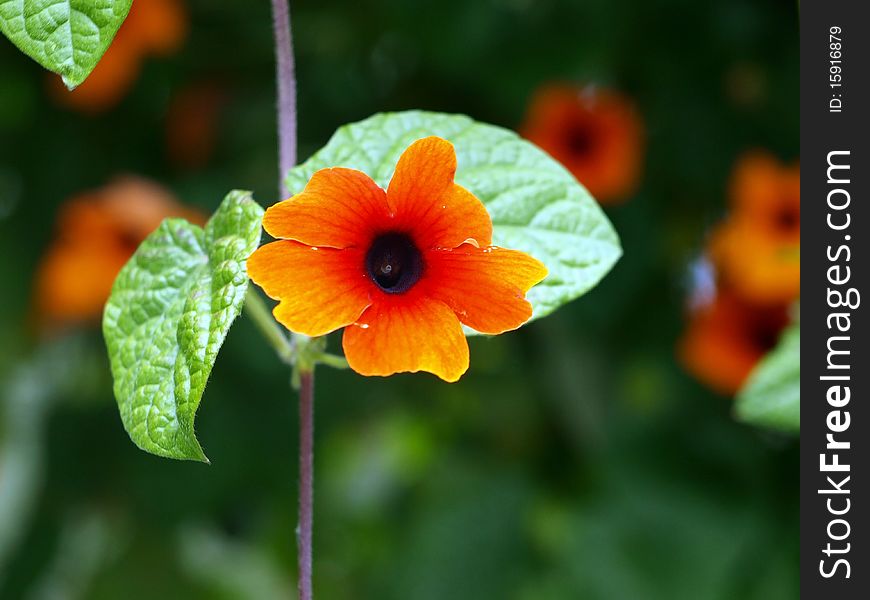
[103,191,264,461]
[285,111,621,327]
[0,0,133,89]
[735,323,800,433]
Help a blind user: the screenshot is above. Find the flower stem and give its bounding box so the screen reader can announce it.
[315,353,349,370]
[270,2,313,598]
[244,289,294,364]
[297,369,315,600]
[271,0,297,199]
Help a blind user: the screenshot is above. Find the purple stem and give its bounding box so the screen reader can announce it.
[297,370,314,600]
[271,0,297,198]
[270,1,310,598]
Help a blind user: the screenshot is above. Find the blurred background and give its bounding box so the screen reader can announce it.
[0,0,798,598]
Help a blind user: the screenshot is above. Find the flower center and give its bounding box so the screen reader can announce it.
[365,233,423,294]
[565,122,596,156]
[774,200,800,233]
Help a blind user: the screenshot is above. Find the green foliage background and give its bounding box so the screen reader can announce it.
[0,0,798,598]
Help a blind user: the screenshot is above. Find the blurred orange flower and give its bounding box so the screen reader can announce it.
[679,151,799,394]
[34,177,203,331]
[248,137,548,382]
[520,84,644,204]
[51,0,187,112]
[166,82,226,170]
[679,290,789,395]
[709,152,800,305]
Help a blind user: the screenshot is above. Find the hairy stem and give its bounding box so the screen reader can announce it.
[297,369,314,600]
[271,2,312,598]
[271,0,297,198]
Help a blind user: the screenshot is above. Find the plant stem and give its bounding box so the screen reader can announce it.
[297,369,314,600]
[271,2,313,598]
[271,0,297,198]
[244,290,294,364]
[315,353,349,370]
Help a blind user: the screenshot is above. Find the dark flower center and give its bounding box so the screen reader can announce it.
[565,122,596,156]
[774,200,800,233]
[365,232,423,294]
[751,323,781,354]
[748,308,789,354]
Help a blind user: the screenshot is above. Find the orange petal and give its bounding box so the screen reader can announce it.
[423,245,548,334]
[520,85,644,204]
[342,294,469,382]
[263,168,390,248]
[678,292,788,395]
[50,41,141,112]
[387,137,492,248]
[709,222,800,305]
[100,176,205,237]
[678,310,759,396]
[730,152,782,216]
[55,196,121,241]
[35,239,129,326]
[728,152,800,236]
[247,240,372,336]
[133,0,187,55]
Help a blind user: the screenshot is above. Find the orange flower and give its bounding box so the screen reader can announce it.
[166,82,226,170]
[51,0,187,112]
[520,84,644,204]
[678,290,789,395]
[34,177,203,330]
[248,137,548,382]
[710,152,800,305]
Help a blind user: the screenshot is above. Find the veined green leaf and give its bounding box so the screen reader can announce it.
[285,111,622,328]
[0,0,133,89]
[735,323,800,433]
[103,191,264,461]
